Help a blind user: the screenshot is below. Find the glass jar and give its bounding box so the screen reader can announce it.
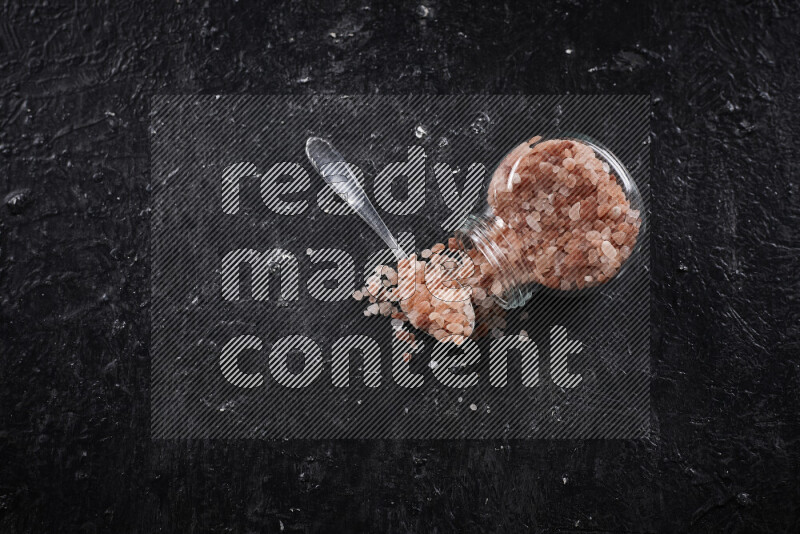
[454,135,645,309]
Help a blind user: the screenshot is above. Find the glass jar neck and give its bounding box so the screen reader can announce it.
[456,211,532,310]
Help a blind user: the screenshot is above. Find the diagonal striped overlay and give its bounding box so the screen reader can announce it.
[150,95,650,439]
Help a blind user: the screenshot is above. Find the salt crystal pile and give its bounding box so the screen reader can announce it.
[356,137,642,344]
[356,242,476,346]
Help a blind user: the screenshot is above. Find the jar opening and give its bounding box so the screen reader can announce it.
[455,214,532,310]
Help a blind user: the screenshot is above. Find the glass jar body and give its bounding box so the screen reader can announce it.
[455,135,645,309]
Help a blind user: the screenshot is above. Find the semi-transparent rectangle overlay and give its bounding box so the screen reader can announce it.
[151,95,650,439]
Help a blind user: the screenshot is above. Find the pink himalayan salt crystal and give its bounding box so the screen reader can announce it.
[568,202,581,221]
[447,323,464,334]
[526,214,542,232]
[490,280,503,296]
[601,240,618,259]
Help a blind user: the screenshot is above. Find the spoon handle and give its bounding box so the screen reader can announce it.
[306,137,407,260]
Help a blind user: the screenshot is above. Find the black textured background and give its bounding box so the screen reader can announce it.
[0,0,798,532]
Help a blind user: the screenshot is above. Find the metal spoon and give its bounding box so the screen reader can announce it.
[305,137,407,260]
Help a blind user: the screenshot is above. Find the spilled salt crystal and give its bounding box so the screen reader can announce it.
[491,280,503,295]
